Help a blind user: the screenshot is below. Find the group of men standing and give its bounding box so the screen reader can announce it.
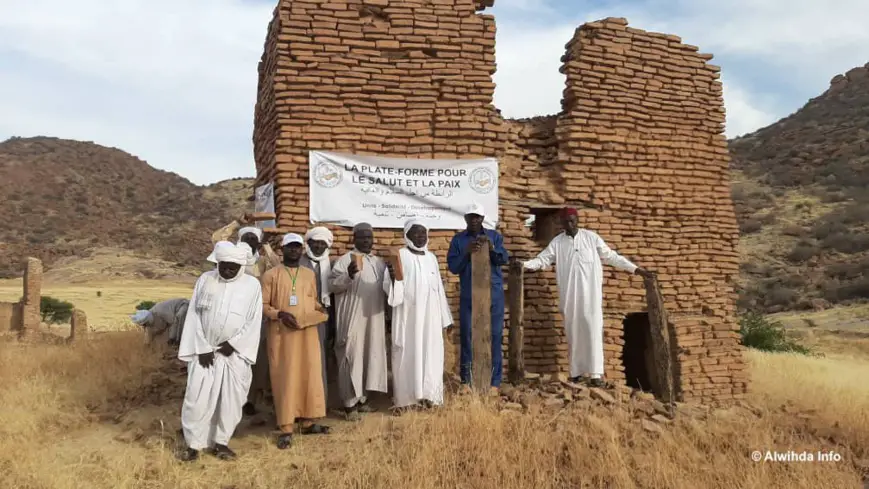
[173,203,652,462]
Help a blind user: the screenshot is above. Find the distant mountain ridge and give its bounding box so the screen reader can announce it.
[0,136,252,278]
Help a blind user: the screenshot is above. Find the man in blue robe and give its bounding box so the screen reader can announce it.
[447,202,509,395]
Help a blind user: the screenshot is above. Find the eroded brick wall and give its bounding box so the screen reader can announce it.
[252,0,521,374]
[253,7,745,401]
[558,18,744,402]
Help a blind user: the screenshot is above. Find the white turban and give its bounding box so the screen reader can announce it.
[236,242,257,267]
[131,309,153,326]
[304,227,334,307]
[214,242,250,266]
[238,226,263,241]
[465,201,485,217]
[403,219,429,252]
[281,233,304,247]
[207,241,234,264]
[305,227,334,247]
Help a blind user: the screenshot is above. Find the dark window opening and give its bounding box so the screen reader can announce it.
[622,312,655,392]
[530,208,562,246]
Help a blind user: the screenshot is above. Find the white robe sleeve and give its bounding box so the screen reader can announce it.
[383,262,406,308]
[595,234,637,273]
[431,254,453,328]
[177,276,213,363]
[524,237,557,271]
[227,281,263,365]
[328,254,354,294]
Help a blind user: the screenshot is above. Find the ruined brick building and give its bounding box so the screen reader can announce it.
[252,0,747,404]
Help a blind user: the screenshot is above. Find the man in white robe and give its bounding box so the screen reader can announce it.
[178,241,263,462]
[328,222,389,421]
[301,226,335,407]
[518,207,653,387]
[131,298,189,346]
[383,220,453,409]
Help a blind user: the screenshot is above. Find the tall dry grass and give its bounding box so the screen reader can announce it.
[0,333,867,489]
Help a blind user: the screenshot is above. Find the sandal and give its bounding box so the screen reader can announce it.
[276,433,293,449]
[178,448,199,462]
[357,402,376,413]
[213,444,237,461]
[300,424,332,435]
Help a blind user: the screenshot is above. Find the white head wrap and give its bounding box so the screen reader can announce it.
[403,219,429,252]
[207,241,234,264]
[281,233,304,247]
[214,243,248,282]
[305,227,334,249]
[304,227,334,307]
[465,201,485,217]
[238,226,263,241]
[131,309,153,326]
[236,242,257,267]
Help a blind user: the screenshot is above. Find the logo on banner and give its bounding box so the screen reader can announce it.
[468,167,496,194]
[313,160,342,188]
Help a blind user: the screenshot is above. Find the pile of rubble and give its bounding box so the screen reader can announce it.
[494,373,723,433]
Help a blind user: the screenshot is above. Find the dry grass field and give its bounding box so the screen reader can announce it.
[0,276,193,331]
[1,279,868,488]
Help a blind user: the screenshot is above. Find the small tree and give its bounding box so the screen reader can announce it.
[40,296,75,324]
[136,300,157,311]
[739,311,812,355]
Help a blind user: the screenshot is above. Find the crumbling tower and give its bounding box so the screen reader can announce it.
[252,2,746,403]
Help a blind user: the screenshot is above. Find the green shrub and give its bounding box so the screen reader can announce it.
[136,300,157,311]
[739,312,812,355]
[40,296,75,324]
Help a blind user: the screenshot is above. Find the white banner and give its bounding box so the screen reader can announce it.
[254,181,276,229]
[309,151,498,230]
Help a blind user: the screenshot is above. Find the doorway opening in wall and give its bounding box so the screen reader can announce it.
[622,312,654,392]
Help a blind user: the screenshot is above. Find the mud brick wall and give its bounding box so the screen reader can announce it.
[21,257,42,333]
[0,302,20,333]
[251,0,521,373]
[557,17,744,402]
[253,6,745,402]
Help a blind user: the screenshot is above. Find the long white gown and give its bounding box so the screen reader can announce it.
[329,251,389,408]
[383,247,453,408]
[178,270,263,450]
[523,229,636,378]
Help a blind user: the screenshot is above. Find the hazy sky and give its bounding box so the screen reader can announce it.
[1,0,867,185]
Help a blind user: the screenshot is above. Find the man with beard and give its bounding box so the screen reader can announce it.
[178,241,263,462]
[328,223,388,421]
[261,233,331,449]
[517,207,654,386]
[301,226,335,406]
[447,202,509,395]
[383,219,453,410]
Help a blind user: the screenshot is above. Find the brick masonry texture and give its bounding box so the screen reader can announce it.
[252,2,745,404]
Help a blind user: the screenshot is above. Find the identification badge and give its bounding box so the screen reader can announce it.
[289,295,298,306]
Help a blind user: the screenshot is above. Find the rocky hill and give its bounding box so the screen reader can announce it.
[730,62,869,313]
[0,137,254,278]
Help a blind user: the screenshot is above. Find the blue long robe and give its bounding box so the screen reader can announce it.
[446,229,509,387]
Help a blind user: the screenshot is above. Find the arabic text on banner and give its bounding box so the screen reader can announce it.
[308,151,499,230]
